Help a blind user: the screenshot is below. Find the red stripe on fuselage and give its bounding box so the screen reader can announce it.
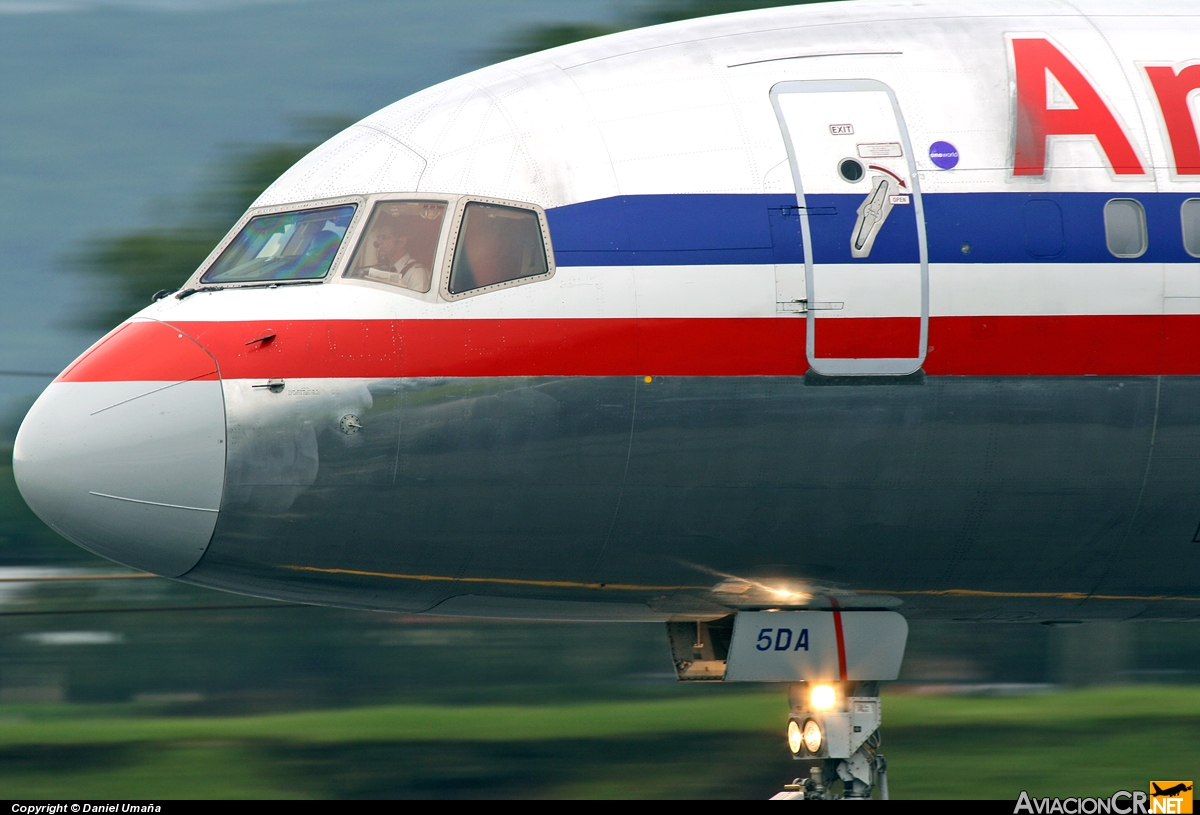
[174,317,809,378]
[816,317,920,359]
[924,315,1169,375]
[58,321,219,383]
[54,314,1200,381]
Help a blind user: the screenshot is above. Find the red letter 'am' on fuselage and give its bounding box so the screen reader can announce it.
[1012,37,1145,176]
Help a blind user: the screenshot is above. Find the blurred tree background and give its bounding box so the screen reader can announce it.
[73,1,830,326]
[6,0,1200,799]
[70,116,354,331]
[490,0,826,60]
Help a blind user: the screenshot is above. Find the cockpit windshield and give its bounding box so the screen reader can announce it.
[200,204,356,284]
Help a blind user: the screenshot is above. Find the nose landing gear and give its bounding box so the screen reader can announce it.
[666,608,907,800]
[773,680,889,800]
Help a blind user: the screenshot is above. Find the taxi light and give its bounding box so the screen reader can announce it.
[787,718,803,755]
[810,683,837,711]
[802,718,823,754]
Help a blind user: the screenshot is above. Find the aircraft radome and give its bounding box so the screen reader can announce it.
[14,0,1200,798]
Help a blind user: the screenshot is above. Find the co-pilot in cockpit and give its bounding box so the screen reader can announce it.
[344,201,447,293]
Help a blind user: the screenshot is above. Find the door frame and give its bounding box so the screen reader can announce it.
[770,79,930,376]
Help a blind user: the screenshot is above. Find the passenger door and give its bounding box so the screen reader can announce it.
[770,80,928,376]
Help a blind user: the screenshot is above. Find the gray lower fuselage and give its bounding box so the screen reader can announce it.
[180,373,1200,622]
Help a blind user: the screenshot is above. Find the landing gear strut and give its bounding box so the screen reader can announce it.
[772,680,889,800]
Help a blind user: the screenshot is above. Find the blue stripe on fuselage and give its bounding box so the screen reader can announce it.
[545,192,1200,267]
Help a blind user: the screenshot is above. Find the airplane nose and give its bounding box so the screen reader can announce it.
[13,320,226,577]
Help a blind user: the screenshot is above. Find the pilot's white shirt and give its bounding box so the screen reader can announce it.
[366,253,430,292]
[392,253,431,293]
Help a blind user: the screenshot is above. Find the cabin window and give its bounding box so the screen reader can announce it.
[446,202,550,296]
[1103,198,1147,258]
[201,204,356,283]
[1181,199,1200,258]
[344,200,448,293]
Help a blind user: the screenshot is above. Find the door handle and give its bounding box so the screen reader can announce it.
[850,176,895,258]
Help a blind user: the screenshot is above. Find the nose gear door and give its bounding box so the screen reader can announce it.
[770,80,928,376]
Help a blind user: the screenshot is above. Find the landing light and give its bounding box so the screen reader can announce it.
[810,683,837,711]
[802,718,823,754]
[787,718,803,754]
[786,716,826,757]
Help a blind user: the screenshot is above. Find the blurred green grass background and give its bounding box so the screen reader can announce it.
[2,688,1196,799]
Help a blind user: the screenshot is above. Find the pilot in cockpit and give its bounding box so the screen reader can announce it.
[346,201,447,293]
[364,221,431,292]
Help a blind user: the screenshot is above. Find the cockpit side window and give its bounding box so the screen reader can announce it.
[446,201,552,297]
[344,200,448,293]
[201,204,356,284]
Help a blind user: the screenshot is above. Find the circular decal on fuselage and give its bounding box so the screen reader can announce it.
[929,141,960,169]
